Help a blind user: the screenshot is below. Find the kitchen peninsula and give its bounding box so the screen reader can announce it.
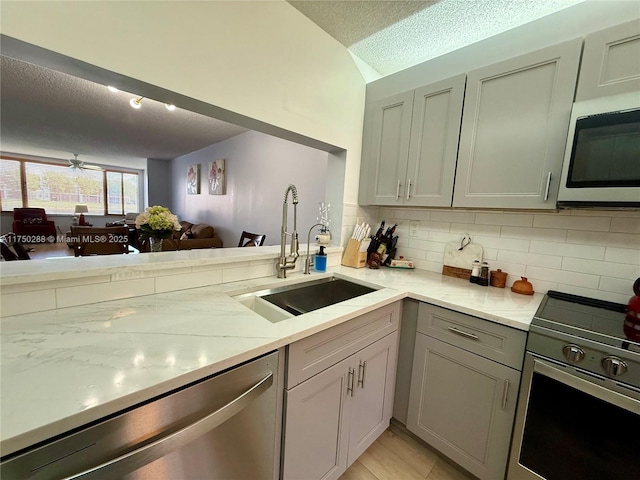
[0,246,542,471]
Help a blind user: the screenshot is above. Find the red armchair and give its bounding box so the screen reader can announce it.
[12,208,57,242]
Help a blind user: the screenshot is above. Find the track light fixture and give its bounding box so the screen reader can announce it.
[130,96,144,109]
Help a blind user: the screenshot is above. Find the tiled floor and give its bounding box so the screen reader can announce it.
[340,422,475,480]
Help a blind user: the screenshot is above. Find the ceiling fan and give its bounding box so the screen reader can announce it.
[68,154,103,172]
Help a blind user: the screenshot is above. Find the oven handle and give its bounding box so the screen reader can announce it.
[533,359,640,414]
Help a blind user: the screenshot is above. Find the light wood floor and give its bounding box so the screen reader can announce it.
[340,422,475,480]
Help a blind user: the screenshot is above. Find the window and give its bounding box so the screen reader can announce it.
[106,171,140,215]
[0,156,140,215]
[0,159,22,211]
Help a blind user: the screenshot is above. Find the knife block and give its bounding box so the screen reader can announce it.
[341,239,367,268]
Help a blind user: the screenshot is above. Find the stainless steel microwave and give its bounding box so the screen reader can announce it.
[557,92,640,208]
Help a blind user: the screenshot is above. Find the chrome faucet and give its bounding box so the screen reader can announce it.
[304,223,326,274]
[277,184,299,278]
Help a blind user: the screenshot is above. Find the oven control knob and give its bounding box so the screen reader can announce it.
[562,344,585,363]
[601,356,627,377]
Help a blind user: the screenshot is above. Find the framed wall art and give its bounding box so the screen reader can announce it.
[187,164,200,194]
[208,159,226,195]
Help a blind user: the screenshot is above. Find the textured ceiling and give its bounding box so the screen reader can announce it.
[289,0,585,76]
[288,1,439,47]
[0,56,248,163]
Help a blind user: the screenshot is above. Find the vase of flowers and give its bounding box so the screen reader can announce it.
[135,206,181,252]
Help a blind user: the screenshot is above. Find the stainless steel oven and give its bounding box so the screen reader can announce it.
[508,291,640,480]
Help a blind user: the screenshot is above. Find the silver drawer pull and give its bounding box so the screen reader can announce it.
[396,180,401,199]
[447,326,479,341]
[544,172,552,201]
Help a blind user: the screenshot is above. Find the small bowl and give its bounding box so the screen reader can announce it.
[511,277,534,295]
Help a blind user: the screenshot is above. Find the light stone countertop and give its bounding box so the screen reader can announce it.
[0,255,543,457]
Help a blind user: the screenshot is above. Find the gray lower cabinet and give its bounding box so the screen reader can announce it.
[407,303,526,480]
[282,303,400,480]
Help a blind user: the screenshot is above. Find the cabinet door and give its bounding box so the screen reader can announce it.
[406,74,466,207]
[282,357,352,480]
[363,91,414,205]
[347,331,398,466]
[576,19,640,101]
[453,39,582,209]
[407,333,521,480]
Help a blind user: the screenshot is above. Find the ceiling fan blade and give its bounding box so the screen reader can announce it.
[82,164,104,171]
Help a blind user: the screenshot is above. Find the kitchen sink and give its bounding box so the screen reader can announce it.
[232,277,378,322]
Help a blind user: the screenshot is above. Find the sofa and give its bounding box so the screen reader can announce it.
[160,221,223,251]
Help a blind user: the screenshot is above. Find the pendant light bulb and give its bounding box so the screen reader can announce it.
[165,103,176,111]
[130,97,143,109]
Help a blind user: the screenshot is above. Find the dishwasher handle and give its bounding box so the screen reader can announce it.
[63,372,273,480]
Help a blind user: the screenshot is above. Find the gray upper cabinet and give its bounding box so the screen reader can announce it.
[360,75,466,206]
[453,39,582,209]
[576,19,640,101]
[362,91,414,205]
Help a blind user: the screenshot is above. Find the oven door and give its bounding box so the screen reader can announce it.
[507,353,640,480]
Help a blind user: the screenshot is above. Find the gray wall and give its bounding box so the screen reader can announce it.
[147,158,173,210]
[171,131,329,248]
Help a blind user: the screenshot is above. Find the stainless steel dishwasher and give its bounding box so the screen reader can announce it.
[1,351,279,480]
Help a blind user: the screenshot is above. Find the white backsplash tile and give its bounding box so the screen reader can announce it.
[476,212,534,227]
[605,246,640,264]
[562,257,640,280]
[56,279,155,308]
[530,240,605,260]
[387,207,638,303]
[155,269,224,293]
[533,214,611,231]
[497,250,562,269]
[525,266,600,289]
[566,230,640,249]
[1,290,57,316]
[500,226,567,242]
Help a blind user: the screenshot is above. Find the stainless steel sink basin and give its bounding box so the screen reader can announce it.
[232,277,377,322]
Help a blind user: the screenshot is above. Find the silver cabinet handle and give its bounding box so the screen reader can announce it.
[544,172,552,201]
[501,379,510,409]
[396,180,401,200]
[447,326,479,341]
[63,372,273,480]
[406,179,411,200]
[347,368,356,397]
[357,361,367,389]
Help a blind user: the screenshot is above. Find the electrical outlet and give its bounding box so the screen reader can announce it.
[410,221,419,237]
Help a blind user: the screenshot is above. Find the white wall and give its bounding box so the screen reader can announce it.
[171,131,329,248]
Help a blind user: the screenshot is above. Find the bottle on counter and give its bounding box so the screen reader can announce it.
[315,245,327,272]
[470,259,481,284]
[478,261,490,286]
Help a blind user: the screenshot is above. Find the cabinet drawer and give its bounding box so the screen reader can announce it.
[287,302,400,388]
[417,303,526,370]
